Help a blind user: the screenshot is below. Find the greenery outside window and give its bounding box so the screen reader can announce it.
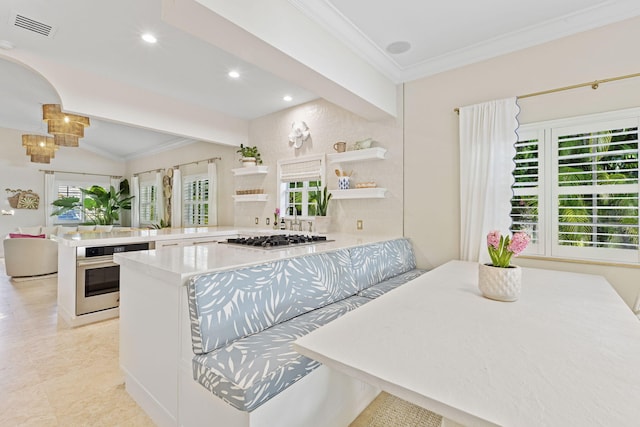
[277,154,325,220]
[511,108,639,263]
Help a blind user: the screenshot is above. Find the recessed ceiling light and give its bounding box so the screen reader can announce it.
[228,70,240,79]
[283,95,293,102]
[141,33,157,44]
[386,41,411,54]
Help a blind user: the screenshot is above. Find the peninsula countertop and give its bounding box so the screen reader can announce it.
[113,232,398,283]
[52,225,242,247]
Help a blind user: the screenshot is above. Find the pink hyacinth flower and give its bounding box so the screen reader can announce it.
[507,232,530,255]
[487,230,501,249]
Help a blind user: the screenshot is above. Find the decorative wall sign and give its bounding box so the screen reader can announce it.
[5,188,40,210]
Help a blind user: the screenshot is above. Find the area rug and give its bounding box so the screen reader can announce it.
[350,392,443,427]
[11,273,57,283]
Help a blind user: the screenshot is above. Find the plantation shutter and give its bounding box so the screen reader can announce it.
[183,174,209,226]
[511,129,542,252]
[553,118,639,261]
[279,159,322,183]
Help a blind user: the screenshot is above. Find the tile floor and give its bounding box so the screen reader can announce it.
[0,261,154,426]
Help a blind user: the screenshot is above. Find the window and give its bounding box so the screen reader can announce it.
[511,108,640,263]
[55,184,83,223]
[139,182,158,224]
[183,174,209,226]
[53,177,110,224]
[277,155,325,219]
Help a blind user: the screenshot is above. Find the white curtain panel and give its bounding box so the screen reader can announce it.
[154,171,164,225]
[459,97,520,263]
[171,168,182,228]
[131,175,140,228]
[207,162,218,226]
[43,172,56,226]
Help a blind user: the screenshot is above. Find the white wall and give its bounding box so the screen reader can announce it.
[125,141,237,226]
[404,16,640,306]
[0,126,125,256]
[239,98,404,236]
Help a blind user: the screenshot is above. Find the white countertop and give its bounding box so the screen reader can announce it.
[294,260,640,427]
[113,233,398,282]
[52,226,243,247]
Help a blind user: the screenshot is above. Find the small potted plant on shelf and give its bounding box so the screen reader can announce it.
[237,144,262,167]
[313,186,332,233]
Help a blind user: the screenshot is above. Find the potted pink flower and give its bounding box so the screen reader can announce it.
[486,230,530,267]
[478,230,530,302]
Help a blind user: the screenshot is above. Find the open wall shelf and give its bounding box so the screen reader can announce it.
[327,147,387,164]
[232,194,269,202]
[232,166,269,176]
[331,188,387,199]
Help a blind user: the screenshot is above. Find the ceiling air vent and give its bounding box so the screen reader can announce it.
[10,11,57,38]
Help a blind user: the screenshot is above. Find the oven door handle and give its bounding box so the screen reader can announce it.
[77,257,116,267]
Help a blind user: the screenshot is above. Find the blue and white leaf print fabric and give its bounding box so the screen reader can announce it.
[192,296,371,411]
[186,238,424,412]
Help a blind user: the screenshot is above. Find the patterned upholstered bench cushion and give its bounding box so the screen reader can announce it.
[192,296,371,412]
[350,238,418,291]
[357,268,428,299]
[187,249,357,355]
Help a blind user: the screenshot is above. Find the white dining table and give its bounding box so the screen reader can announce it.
[294,260,640,426]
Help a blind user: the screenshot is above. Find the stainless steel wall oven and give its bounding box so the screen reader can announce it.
[76,242,153,315]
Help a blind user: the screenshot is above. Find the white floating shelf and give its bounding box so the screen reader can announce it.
[327,147,387,164]
[330,188,387,199]
[232,194,269,202]
[232,165,269,176]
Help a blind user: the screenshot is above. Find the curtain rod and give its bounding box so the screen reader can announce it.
[172,156,221,169]
[133,168,163,177]
[39,169,122,179]
[453,71,640,114]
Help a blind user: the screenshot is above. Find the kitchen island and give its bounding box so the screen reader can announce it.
[113,232,396,427]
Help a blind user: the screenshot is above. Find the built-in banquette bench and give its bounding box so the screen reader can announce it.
[185,238,427,422]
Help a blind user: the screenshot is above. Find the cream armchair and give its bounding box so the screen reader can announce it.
[3,237,58,277]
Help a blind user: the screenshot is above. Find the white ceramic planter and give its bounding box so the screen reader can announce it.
[478,263,522,302]
[314,216,331,234]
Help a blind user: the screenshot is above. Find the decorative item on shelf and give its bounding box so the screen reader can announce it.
[313,186,332,234]
[237,144,262,167]
[338,176,350,190]
[354,138,373,150]
[273,208,280,229]
[21,134,58,163]
[235,189,264,195]
[42,104,90,147]
[288,120,311,149]
[478,230,531,302]
[333,141,346,153]
[51,180,133,225]
[6,188,40,209]
[355,182,377,188]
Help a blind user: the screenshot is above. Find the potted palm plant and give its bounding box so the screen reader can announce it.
[237,144,262,167]
[313,186,332,233]
[51,180,134,227]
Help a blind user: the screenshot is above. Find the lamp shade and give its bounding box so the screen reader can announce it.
[22,134,58,163]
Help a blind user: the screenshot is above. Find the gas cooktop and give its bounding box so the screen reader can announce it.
[220,234,331,249]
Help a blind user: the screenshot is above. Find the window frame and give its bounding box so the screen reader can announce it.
[276,154,326,221]
[182,173,209,226]
[513,107,640,264]
[53,177,110,225]
[138,179,158,225]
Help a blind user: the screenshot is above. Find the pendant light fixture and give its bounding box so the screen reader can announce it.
[21,134,58,163]
[42,104,90,147]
